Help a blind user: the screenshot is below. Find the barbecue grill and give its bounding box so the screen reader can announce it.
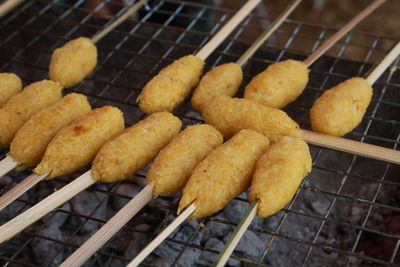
[0,0,399,266]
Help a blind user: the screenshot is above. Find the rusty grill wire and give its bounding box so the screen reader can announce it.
[0,0,399,266]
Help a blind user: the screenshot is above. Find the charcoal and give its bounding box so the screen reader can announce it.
[198,238,241,266]
[31,225,66,266]
[69,188,108,234]
[111,182,142,210]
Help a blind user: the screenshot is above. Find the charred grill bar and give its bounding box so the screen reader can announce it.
[0,0,399,266]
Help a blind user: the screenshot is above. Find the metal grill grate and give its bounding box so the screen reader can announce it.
[0,0,399,266]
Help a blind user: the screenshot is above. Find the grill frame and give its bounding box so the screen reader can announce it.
[0,0,399,266]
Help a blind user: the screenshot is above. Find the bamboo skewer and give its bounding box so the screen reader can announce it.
[213,200,259,267]
[0,156,18,178]
[366,42,400,85]
[0,0,261,245]
[0,170,95,243]
[59,184,154,267]
[127,203,197,267]
[195,0,261,60]
[91,0,148,44]
[0,0,24,18]
[303,0,386,66]
[236,0,302,66]
[0,172,48,211]
[301,130,400,164]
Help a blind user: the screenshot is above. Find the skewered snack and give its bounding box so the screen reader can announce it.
[92,112,182,182]
[10,93,91,168]
[0,73,22,106]
[178,129,269,219]
[202,96,300,142]
[49,37,97,88]
[59,124,222,266]
[310,77,373,137]
[213,135,312,267]
[138,55,204,114]
[0,80,62,147]
[35,106,124,179]
[244,59,309,108]
[147,124,223,196]
[248,136,312,217]
[191,63,243,112]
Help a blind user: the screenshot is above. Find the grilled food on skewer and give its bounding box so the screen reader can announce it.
[202,96,300,142]
[0,73,22,106]
[10,93,91,169]
[92,112,182,182]
[191,63,243,112]
[35,106,124,179]
[249,136,312,217]
[244,59,309,108]
[148,124,223,196]
[310,77,373,137]
[0,80,62,147]
[138,55,204,114]
[49,37,97,88]
[178,129,270,219]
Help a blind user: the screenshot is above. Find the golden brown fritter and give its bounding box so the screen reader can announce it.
[147,124,223,197]
[139,55,204,113]
[248,136,312,217]
[92,112,182,183]
[310,77,372,136]
[191,62,243,112]
[178,129,270,219]
[10,93,91,168]
[202,96,300,142]
[34,106,124,179]
[244,59,309,108]
[0,73,22,106]
[0,80,62,147]
[49,37,97,88]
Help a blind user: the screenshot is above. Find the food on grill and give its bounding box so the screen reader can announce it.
[92,112,182,183]
[10,93,91,168]
[0,80,62,147]
[0,73,22,106]
[202,96,300,142]
[248,136,312,217]
[178,129,269,219]
[49,37,97,88]
[147,124,223,197]
[191,63,243,112]
[34,106,124,179]
[310,77,373,136]
[244,59,309,108]
[138,55,204,114]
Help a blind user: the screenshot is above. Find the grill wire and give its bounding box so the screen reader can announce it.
[0,0,399,266]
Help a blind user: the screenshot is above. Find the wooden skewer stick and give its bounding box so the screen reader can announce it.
[303,0,386,67]
[302,131,400,165]
[366,41,400,85]
[236,0,302,66]
[195,0,261,61]
[0,172,48,211]
[0,170,96,243]
[212,199,259,267]
[91,0,148,44]
[0,156,18,178]
[0,0,24,18]
[60,184,154,267]
[127,203,197,267]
